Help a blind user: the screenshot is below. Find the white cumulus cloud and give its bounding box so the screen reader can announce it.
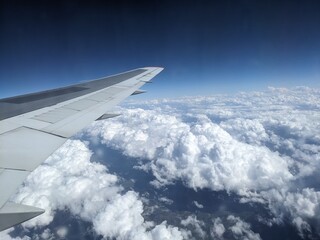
[210,215,261,240]
[83,87,320,236]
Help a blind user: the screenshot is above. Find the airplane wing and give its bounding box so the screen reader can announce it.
[0,67,163,231]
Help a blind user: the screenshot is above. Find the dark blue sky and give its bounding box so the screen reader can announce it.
[1,0,320,98]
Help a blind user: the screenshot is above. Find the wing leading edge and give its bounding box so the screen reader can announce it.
[0,67,164,231]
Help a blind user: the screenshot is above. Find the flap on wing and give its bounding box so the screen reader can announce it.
[131,90,146,95]
[0,127,66,171]
[0,169,30,208]
[96,113,121,121]
[0,202,44,231]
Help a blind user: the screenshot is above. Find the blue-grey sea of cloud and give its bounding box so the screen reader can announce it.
[2,87,320,240]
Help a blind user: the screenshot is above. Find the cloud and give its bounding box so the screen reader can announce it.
[260,187,320,234]
[56,226,68,238]
[87,109,293,193]
[227,215,261,240]
[210,215,261,240]
[40,229,54,240]
[211,217,225,239]
[158,197,174,205]
[93,191,185,240]
[283,188,320,218]
[3,140,186,240]
[220,118,269,146]
[193,201,203,209]
[181,215,206,239]
[292,217,311,238]
[83,87,320,236]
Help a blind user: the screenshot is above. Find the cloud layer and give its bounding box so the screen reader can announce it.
[2,86,319,239]
[85,87,320,237]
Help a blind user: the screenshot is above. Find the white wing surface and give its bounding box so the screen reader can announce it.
[0,67,163,231]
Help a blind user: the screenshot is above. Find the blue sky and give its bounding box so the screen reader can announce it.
[0,0,319,99]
